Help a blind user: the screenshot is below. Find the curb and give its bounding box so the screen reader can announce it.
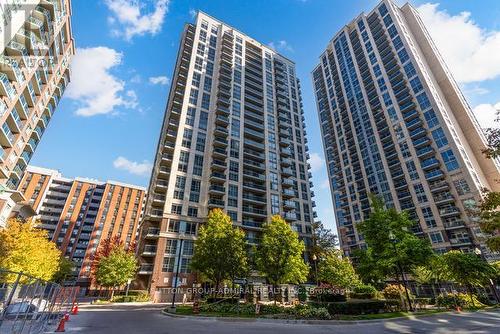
[160,309,461,325]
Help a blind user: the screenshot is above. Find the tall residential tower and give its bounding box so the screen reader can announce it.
[312,0,500,260]
[138,12,316,298]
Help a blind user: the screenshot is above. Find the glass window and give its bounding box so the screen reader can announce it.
[432,128,448,148]
[441,149,459,171]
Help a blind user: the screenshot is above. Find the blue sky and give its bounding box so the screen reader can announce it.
[30,0,500,231]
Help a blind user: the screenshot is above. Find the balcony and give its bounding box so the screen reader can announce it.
[420,157,440,170]
[416,145,434,158]
[283,188,295,198]
[243,159,265,170]
[210,172,226,182]
[243,170,265,181]
[242,206,267,217]
[243,182,266,193]
[282,178,294,187]
[208,198,225,208]
[242,193,266,204]
[439,207,461,218]
[284,212,297,221]
[145,228,160,238]
[209,185,225,194]
[449,237,471,246]
[425,169,445,182]
[281,167,293,176]
[138,264,154,275]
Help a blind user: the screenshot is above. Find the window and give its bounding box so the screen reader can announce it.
[416,93,431,111]
[410,77,423,93]
[441,149,459,171]
[194,57,203,71]
[199,111,208,130]
[228,184,238,198]
[180,258,191,273]
[423,109,439,128]
[421,207,437,228]
[178,151,189,172]
[429,232,444,244]
[171,204,182,214]
[182,129,193,148]
[189,180,201,202]
[183,240,194,255]
[432,128,448,148]
[162,257,175,272]
[186,107,196,126]
[203,77,212,92]
[189,89,199,105]
[201,93,210,110]
[165,239,178,255]
[193,155,203,176]
[232,101,241,117]
[174,176,186,199]
[403,62,416,78]
[196,133,206,152]
[413,183,427,203]
[270,172,278,190]
[397,49,409,64]
[229,161,239,181]
[192,72,201,87]
[206,62,214,76]
[187,207,198,217]
[454,179,471,195]
[230,140,239,158]
[406,161,419,180]
[271,194,279,214]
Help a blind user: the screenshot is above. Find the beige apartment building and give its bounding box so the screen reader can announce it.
[0,0,74,218]
[312,0,500,261]
[137,12,317,299]
[17,166,146,291]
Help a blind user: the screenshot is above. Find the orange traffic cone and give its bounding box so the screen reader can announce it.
[456,306,462,313]
[55,317,66,332]
[71,304,79,315]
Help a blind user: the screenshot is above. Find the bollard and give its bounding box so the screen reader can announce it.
[55,317,66,332]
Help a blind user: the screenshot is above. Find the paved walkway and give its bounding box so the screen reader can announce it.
[60,303,500,334]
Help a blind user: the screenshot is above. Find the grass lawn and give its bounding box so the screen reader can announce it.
[173,305,258,318]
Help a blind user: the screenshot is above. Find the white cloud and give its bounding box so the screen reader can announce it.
[309,152,325,172]
[320,178,331,190]
[268,40,294,52]
[66,47,137,117]
[113,156,153,176]
[417,3,500,83]
[473,103,500,129]
[105,0,169,41]
[189,9,197,19]
[149,76,169,85]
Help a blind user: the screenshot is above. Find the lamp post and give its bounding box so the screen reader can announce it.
[312,254,319,286]
[474,247,500,303]
[170,237,185,310]
[389,232,414,312]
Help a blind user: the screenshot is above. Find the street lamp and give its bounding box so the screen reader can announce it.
[474,247,500,303]
[389,232,414,312]
[312,254,319,286]
[170,234,185,311]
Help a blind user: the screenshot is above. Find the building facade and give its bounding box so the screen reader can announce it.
[0,0,74,189]
[137,12,316,297]
[17,166,146,289]
[312,0,500,261]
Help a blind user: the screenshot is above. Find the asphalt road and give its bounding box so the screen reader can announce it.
[61,303,500,334]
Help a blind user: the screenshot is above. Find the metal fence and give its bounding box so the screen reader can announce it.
[0,269,79,334]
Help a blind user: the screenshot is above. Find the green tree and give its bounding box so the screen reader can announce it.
[479,190,500,252]
[0,219,61,282]
[311,222,338,257]
[52,256,75,283]
[412,255,448,298]
[256,215,309,303]
[317,250,360,289]
[191,209,248,294]
[356,196,433,304]
[441,250,497,304]
[94,247,138,298]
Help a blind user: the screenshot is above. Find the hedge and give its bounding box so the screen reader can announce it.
[313,300,387,315]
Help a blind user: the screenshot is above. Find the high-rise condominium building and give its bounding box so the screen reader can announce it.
[137,12,316,297]
[0,0,74,189]
[312,0,500,261]
[17,166,146,290]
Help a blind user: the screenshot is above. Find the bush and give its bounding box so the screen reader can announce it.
[111,290,150,303]
[298,285,307,302]
[310,288,347,303]
[200,302,255,315]
[323,300,386,315]
[291,304,330,320]
[206,297,238,304]
[350,284,377,299]
[436,293,485,309]
[382,284,412,300]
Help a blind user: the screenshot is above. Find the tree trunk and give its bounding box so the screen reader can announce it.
[110,287,115,300]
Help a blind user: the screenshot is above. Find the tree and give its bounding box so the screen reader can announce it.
[94,247,138,298]
[412,255,448,298]
[311,221,338,257]
[256,215,309,303]
[0,219,61,282]
[52,256,75,283]
[191,209,248,294]
[90,236,130,284]
[317,250,360,289]
[479,190,500,252]
[356,196,433,305]
[441,250,497,304]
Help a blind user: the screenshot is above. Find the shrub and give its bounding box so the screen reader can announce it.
[324,300,386,315]
[350,284,377,299]
[292,304,330,319]
[200,302,255,315]
[382,284,413,300]
[310,288,347,303]
[111,291,150,303]
[436,293,485,309]
[298,285,307,302]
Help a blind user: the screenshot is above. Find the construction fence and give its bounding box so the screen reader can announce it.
[0,269,79,334]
